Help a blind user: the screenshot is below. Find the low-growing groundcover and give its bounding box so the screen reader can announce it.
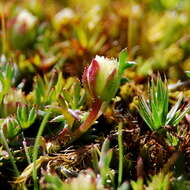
[1,0,190,189]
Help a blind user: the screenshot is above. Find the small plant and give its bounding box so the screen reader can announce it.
[131,178,144,190]
[46,78,86,135]
[31,71,68,106]
[55,50,135,146]
[62,78,86,110]
[131,172,171,190]
[98,137,115,187]
[16,105,37,129]
[138,77,190,131]
[0,118,20,177]
[91,136,115,189]
[91,123,125,189]
[0,63,15,104]
[146,172,171,190]
[0,117,20,139]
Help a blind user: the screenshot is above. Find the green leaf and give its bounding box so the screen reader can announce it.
[118,122,124,186]
[28,107,37,125]
[138,77,189,132]
[118,49,128,76]
[185,71,190,78]
[73,80,81,109]
[166,93,183,125]
[138,96,154,130]
[62,90,72,104]
[172,104,190,126]
[3,118,20,139]
[21,106,27,123]
[118,49,136,77]
[16,105,22,124]
[16,106,37,129]
[131,178,144,190]
[45,175,64,189]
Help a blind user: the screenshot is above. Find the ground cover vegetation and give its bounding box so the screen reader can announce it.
[1,0,190,189]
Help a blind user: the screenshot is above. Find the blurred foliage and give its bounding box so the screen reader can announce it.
[0,0,189,79]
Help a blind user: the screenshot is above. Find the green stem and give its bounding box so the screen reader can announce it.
[128,0,133,59]
[1,9,7,55]
[118,122,123,186]
[32,112,51,190]
[0,128,19,177]
[22,133,31,164]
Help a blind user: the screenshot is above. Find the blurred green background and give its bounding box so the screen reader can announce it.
[1,0,190,79]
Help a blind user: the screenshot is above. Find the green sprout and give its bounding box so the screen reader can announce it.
[0,117,20,139]
[16,105,37,129]
[131,172,172,190]
[98,137,114,187]
[146,172,172,190]
[91,137,115,188]
[0,118,20,177]
[62,78,86,110]
[0,63,15,104]
[91,123,126,189]
[15,105,37,165]
[131,178,144,190]
[33,71,64,106]
[138,77,190,131]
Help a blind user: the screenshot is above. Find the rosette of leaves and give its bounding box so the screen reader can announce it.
[0,63,15,104]
[16,105,37,129]
[138,77,190,131]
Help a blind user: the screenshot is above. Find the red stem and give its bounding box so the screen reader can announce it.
[54,99,102,147]
[71,99,102,142]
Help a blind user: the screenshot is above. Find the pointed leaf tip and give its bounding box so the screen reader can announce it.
[118,49,136,76]
[119,50,128,73]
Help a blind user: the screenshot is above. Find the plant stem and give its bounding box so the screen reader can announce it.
[118,122,123,186]
[71,99,102,142]
[1,9,7,55]
[49,99,103,151]
[22,135,31,164]
[32,112,51,190]
[0,129,20,177]
[128,0,133,59]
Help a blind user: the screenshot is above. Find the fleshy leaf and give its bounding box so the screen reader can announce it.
[87,59,100,98]
[118,49,128,76]
[118,49,136,77]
